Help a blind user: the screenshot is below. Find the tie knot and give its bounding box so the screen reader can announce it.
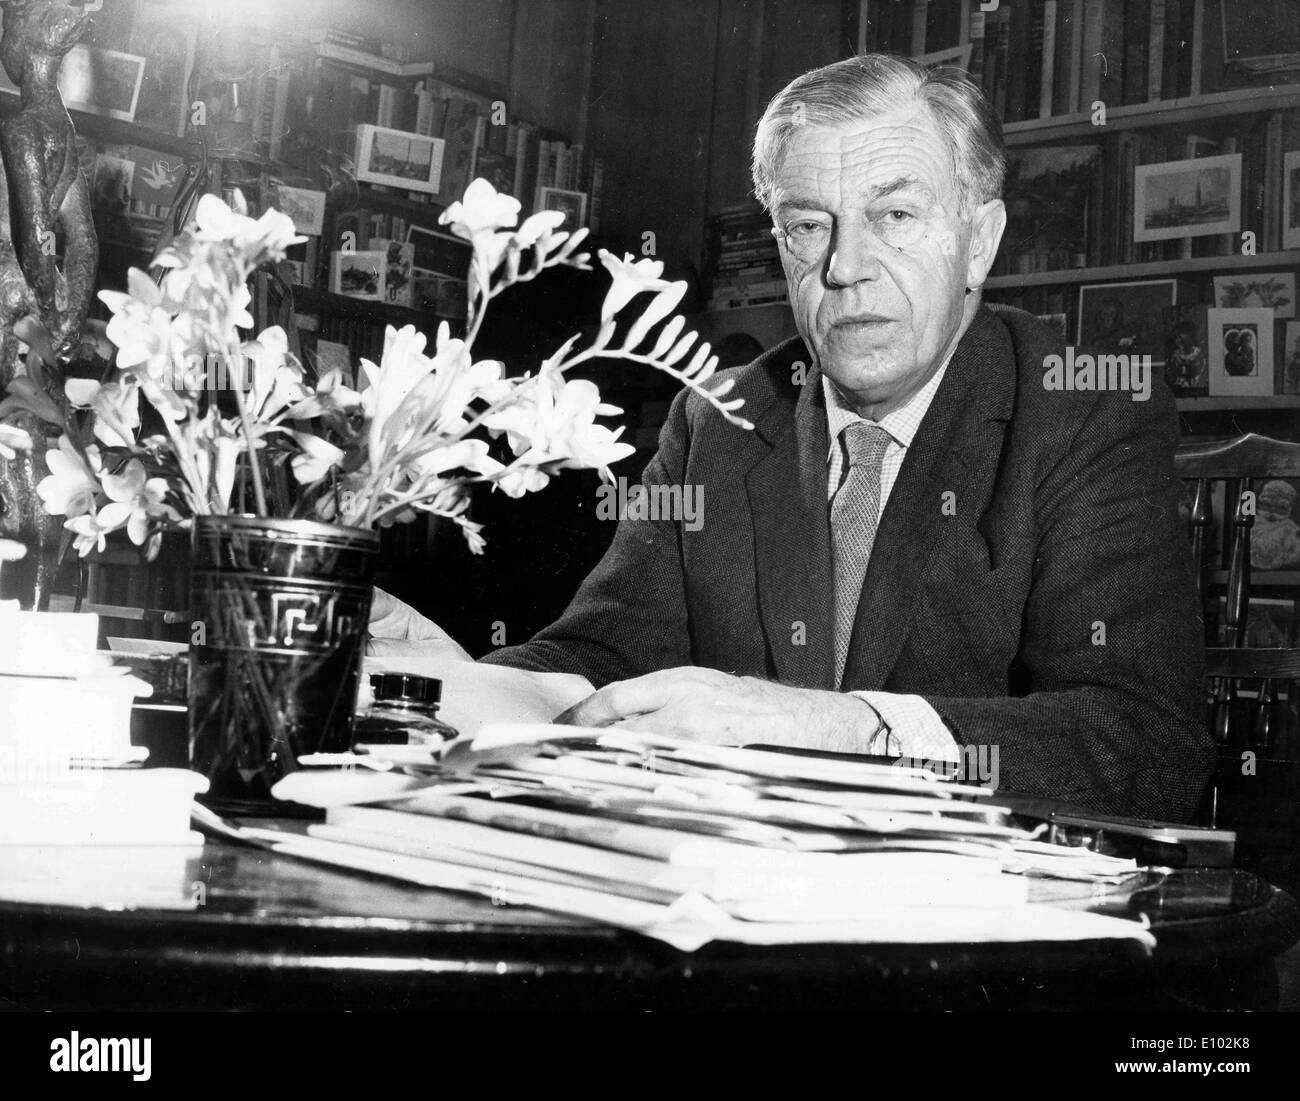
[841,421,891,469]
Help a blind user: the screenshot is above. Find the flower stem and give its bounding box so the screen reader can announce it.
[231,379,268,517]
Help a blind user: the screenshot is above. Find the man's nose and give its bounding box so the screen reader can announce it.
[825,221,885,286]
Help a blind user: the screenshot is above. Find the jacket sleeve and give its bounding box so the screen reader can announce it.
[923,388,1214,822]
[479,388,696,686]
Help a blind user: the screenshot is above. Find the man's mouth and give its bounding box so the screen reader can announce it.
[832,314,895,327]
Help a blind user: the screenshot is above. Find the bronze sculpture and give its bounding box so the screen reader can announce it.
[0,0,97,607]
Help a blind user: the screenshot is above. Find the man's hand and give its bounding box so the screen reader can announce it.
[555,666,882,751]
[367,587,472,661]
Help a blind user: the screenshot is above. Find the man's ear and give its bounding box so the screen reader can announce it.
[965,198,1006,292]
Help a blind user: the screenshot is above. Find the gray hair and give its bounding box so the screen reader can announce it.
[751,54,1006,216]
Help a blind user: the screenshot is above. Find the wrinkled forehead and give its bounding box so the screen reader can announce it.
[772,106,960,211]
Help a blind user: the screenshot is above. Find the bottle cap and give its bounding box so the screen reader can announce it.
[369,672,442,710]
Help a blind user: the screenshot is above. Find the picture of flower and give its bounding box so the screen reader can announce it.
[1213,273,1295,319]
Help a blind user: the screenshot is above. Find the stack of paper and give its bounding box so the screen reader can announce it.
[264,723,1153,950]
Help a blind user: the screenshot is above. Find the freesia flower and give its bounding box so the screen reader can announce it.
[65,513,112,557]
[439,177,521,239]
[63,379,101,408]
[90,379,142,448]
[289,432,345,484]
[190,192,304,259]
[0,424,32,461]
[96,459,178,545]
[37,437,102,518]
[598,250,675,322]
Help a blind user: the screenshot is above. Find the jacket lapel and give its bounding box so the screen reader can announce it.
[744,347,836,690]
[841,307,1015,689]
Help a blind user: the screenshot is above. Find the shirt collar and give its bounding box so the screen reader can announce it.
[822,352,953,458]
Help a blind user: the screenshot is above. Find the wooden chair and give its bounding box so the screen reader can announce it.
[1176,433,1300,877]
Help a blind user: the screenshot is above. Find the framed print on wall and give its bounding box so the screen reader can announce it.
[1133,154,1241,243]
[355,124,444,195]
[1213,272,1295,318]
[536,187,588,229]
[1207,307,1275,396]
[1077,278,1183,365]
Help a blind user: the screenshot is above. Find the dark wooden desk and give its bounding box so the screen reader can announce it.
[0,838,1296,1011]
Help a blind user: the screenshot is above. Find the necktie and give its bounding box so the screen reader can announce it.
[831,421,892,685]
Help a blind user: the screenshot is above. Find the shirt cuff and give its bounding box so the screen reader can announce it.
[850,691,960,764]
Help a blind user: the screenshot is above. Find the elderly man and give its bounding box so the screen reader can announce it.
[379,55,1212,821]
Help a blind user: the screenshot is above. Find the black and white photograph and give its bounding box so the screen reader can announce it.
[1133,154,1242,243]
[1208,307,1276,395]
[58,44,146,122]
[1076,278,1180,364]
[536,186,588,229]
[271,185,327,237]
[2,0,1300,1055]
[329,248,387,300]
[355,123,445,194]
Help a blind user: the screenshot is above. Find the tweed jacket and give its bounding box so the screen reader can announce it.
[484,305,1214,820]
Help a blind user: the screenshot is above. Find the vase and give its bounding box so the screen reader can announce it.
[0,412,63,610]
[187,515,379,806]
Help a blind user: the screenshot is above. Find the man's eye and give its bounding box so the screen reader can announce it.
[882,209,914,223]
[787,221,827,237]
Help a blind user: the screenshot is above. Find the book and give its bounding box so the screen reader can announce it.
[1040,0,1058,119]
[1147,0,1167,101]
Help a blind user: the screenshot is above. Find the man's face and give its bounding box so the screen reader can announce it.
[770,105,1003,416]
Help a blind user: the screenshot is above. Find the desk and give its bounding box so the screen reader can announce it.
[0,839,1296,1011]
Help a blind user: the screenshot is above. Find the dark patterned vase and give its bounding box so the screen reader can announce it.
[188,515,379,806]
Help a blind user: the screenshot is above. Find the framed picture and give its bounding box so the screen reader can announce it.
[271,186,326,237]
[329,250,387,301]
[355,124,444,195]
[1213,273,1295,318]
[405,224,471,278]
[1162,305,1210,397]
[1283,321,1300,395]
[1220,0,1300,75]
[1284,151,1300,249]
[1133,154,1241,242]
[59,45,146,122]
[537,187,588,229]
[1207,307,1275,396]
[1077,279,1185,365]
[371,239,415,307]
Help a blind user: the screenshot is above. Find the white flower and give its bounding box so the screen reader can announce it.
[65,513,111,557]
[91,378,142,448]
[96,459,177,545]
[289,431,345,484]
[192,193,304,258]
[63,379,101,408]
[484,372,632,472]
[598,250,674,322]
[439,178,521,239]
[514,209,567,248]
[439,178,522,274]
[37,437,102,518]
[495,465,551,498]
[409,438,502,481]
[237,327,309,422]
[99,269,183,380]
[0,423,32,460]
